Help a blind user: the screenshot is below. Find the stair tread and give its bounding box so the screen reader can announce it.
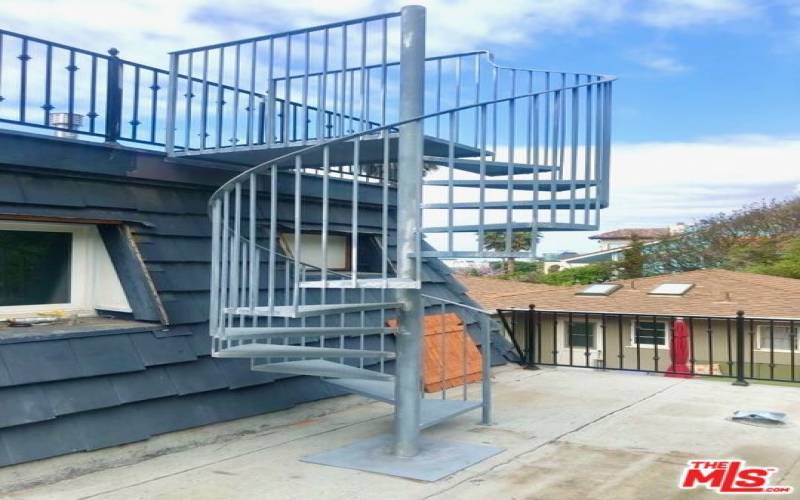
[216,344,394,359]
[223,326,398,339]
[225,302,403,318]
[299,278,420,289]
[251,359,394,381]
[423,179,595,191]
[325,379,482,429]
[424,156,555,176]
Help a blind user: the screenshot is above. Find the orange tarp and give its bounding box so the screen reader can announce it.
[388,313,482,393]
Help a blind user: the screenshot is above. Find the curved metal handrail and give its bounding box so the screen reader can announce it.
[208,75,614,207]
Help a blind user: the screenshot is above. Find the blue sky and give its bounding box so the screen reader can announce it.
[6,0,800,253]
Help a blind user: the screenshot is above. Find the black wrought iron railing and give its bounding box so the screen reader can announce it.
[498,307,799,385]
[0,29,381,149]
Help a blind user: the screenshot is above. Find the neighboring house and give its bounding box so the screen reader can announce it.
[460,270,800,381]
[543,223,686,273]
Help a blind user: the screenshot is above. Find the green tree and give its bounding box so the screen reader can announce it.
[747,238,800,279]
[537,262,616,286]
[618,236,646,279]
[482,231,538,274]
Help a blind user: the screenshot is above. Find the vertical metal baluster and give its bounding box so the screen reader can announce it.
[88,56,98,134]
[569,76,578,224]
[231,44,241,147]
[230,183,242,329]
[447,111,455,254]
[215,48,225,149]
[473,53,480,147]
[726,318,733,377]
[268,165,278,317]
[584,76,593,224]
[689,317,696,375]
[462,310,467,401]
[266,39,275,146]
[200,50,209,150]
[769,319,775,380]
[43,45,52,126]
[552,312,558,365]
[183,53,193,149]
[618,314,623,369]
[506,90,515,256]
[492,65,498,154]
[351,139,360,287]
[246,42,256,146]
[435,59,441,136]
[340,25,347,136]
[707,317,714,377]
[149,71,159,144]
[601,314,607,369]
[359,21,367,133]
[584,313,590,368]
[220,191,230,331]
[568,312,574,366]
[320,29,329,140]
[543,72,550,165]
[790,320,796,382]
[129,64,140,140]
[652,315,659,372]
[302,32,310,143]
[292,157,303,315]
[478,105,487,256]
[248,174,258,314]
[634,315,641,370]
[559,73,567,178]
[380,18,388,132]
[749,319,755,379]
[440,303,447,399]
[348,66,355,133]
[322,145,330,290]
[283,36,291,146]
[239,240,247,327]
[210,199,222,337]
[359,288,366,369]
[18,38,29,122]
[381,133,389,285]
[67,50,77,127]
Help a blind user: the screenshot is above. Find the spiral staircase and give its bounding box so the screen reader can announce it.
[165,5,614,475]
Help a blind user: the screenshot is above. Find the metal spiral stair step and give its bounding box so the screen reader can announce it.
[324,378,482,430]
[422,222,597,233]
[215,343,395,359]
[224,302,403,318]
[250,359,395,381]
[423,156,555,176]
[222,326,399,341]
[422,199,599,210]
[423,179,596,191]
[299,278,420,289]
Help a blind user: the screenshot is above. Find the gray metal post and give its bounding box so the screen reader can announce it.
[480,314,492,425]
[393,4,425,458]
[165,53,178,154]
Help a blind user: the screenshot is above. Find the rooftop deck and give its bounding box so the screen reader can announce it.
[2,366,797,498]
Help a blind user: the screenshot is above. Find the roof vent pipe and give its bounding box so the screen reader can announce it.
[50,112,83,139]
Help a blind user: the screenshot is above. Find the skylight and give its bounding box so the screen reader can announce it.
[649,283,694,296]
[577,284,622,296]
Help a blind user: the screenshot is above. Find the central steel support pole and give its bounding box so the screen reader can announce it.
[394,4,425,458]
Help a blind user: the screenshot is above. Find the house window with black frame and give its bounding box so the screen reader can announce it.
[756,324,799,352]
[630,321,668,347]
[565,321,596,349]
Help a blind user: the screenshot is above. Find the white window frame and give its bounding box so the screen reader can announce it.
[559,319,598,350]
[0,220,131,320]
[756,324,799,352]
[629,320,670,348]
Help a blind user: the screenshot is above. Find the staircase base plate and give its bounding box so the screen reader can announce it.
[301,434,503,482]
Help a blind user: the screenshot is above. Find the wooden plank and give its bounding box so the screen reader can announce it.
[389,313,482,393]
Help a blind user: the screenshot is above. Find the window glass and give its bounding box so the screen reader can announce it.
[759,326,799,351]
[568,321,595,348]
[0,230,72,306]
[634,321,666,345]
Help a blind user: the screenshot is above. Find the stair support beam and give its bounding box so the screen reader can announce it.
[394,4,425,459]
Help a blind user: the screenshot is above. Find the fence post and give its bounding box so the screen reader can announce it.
[105,48,122,143]
[480,313,492,425]
[732,310,749,386]
[525,304,539,370]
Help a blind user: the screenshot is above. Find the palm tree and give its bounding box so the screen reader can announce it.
[481,231,539,274]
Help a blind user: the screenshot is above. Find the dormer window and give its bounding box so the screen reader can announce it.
[0,221,131,320]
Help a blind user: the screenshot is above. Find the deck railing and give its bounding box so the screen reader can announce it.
[499,307,799,385]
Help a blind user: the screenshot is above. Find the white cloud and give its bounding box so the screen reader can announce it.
[637,0,758,28]
[539,135,800,253]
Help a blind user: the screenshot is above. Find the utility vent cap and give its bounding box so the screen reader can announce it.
[732,410,786,425]
[577,284,622,296]
[649,283,694,296]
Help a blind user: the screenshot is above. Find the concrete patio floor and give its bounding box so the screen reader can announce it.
[3,366,800,499]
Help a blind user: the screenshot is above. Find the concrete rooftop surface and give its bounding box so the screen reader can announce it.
[3,366,799,500]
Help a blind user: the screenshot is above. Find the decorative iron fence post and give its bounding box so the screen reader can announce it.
[393,4,425,458]
[525,304,538,370]
[104,48,123,142]
[733,310,749,386]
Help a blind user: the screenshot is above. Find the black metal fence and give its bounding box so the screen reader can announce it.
[0,29,381,149]
[498,307,799,385]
